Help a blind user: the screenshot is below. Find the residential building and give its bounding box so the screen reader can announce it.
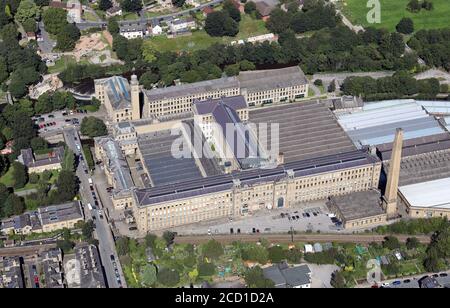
[263,263,311,288]
[0,202,83,235]
[119,22,148,39]
[41,249,64,288]
[106,6,122,17]
[0,257,24,288]
[18,146,64,174]
[38,201,84,233]
[169,18,196,33]
[71,244,106,288]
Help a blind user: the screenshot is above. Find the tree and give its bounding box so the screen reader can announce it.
[34,0,50,6]
[145,233,157,249]
[80,117,107,138]
[99,0,113,11]
[172,0,186,8]
[62,148,75,172]
[205,11,238,37]
[225,64,240,76]
[383,236,401,250]
[141,264,157,287]
[268,246,286,263]
[22,18,37,33]
[241,244,269,264]
[202,240,224,260]
[162,230,176,246]
[407,0,421,12]
[244,1,256,15]
[11,162,27,189]
[197,261,215,277]
[139,71,159,89]
[406,237,420,250]
[42,7,68,35]
[396,18,414,35]
[14,0,40,24]
[223,0,241,22]
[29,173,40,184]
[244,266,275,288]
[121,0,142,13]
[35,92,53,114]
[81,220,95,240]
[54,170,78,202]
[285,248,303,263]
[107,18,119,35]
[56,239,74,253]
[266,8,291,34]
[3,194,25,216]
[157,268,180,287]
[0,57,8,84]
[56,23,80,51]
[116,237,130,256]
[330,270,346,288]
[314,79,323,86]
[1,23,18,41]
[328,80,336,93]
[30,137,48,151]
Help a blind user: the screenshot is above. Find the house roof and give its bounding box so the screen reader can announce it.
[263,263,311,288]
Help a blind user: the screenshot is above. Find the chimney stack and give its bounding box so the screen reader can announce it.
[383,128,404,219]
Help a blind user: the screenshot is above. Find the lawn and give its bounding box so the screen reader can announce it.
[82,11,99,22]
[48,55,78,74]
[0,166,59,192]
[341,0,450,32]
[146,15,269,53]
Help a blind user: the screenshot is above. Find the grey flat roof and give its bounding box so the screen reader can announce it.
[328,190,385,221]
[377,132,450,161]
[193,95,247,115]
[249,101,357,163]
[238,66,308,93]
[135,150,378,207]
[138,130,203,186]
[38,201,83,226]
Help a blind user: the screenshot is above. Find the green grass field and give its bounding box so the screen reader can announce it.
[341,0,450,31]
[146,15,269,53]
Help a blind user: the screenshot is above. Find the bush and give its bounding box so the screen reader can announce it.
[198,261,216,277]
[29,173,40,184]
[157,268,180,287]
[202,240,224,260]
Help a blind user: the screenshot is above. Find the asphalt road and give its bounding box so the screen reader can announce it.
[175,234,432,245]
[62,127,126,288]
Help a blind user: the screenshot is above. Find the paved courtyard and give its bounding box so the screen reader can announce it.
[171,200,344,236]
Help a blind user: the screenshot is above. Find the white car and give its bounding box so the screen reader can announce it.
[381,282,390,287]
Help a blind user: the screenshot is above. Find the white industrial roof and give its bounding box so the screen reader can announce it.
[336,100,445,148]
[399,177,450,209]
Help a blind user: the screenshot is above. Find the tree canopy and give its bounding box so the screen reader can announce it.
[80,117,107,138]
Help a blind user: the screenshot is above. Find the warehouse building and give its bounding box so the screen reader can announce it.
[327,190,387,229]
[399,177,450,219]
[132,150,381,232]
[250,101,357,163]
[336,100,445,148]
